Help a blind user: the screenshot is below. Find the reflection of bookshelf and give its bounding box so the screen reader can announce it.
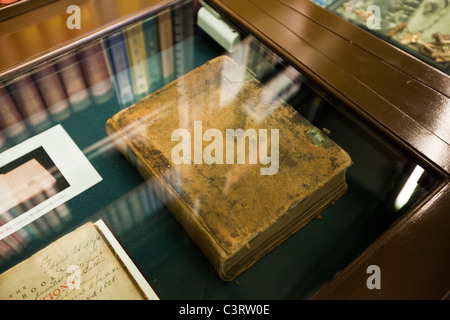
[173,1,195,77]
[0,131,5,150]
[0,146,74,261]
[0,159,56,213]
[0,219,159,300]
[158,8,176,85]
[125,23,151,100]
[77,41,114,104]
[0,86,29,144]
[33,63,70,122]
[0,4,200,142]
[0,4,203,264]
[8,76,50,132]
[104,31,135,108]
[99,181,164,237]
[142,15,163,93]
[0,159,56,258]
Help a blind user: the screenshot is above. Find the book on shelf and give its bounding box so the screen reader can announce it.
[106,55,352,280]
[0,219,159,300]
[142,15,163,93]
[104,31,136,108]
[124,22,151,99]
[0,158,60,239]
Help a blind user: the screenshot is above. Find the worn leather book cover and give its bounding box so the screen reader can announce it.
[106,55,352,280]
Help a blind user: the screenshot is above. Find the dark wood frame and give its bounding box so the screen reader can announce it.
[0,0,448,299]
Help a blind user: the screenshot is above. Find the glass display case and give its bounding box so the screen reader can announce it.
[312,0,450,74]
[0,0,448,300]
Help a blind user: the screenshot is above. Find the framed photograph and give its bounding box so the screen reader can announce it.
[328,0,450,73]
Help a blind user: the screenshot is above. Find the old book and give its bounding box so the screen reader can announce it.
[0,159,56,214]
[0,220,158,300]
[106,55,352,280]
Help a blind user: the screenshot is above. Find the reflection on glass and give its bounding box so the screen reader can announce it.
[394,165,425,210]
[312,0,450,74]
[0,0,443,299]
[92,181,164,237]
[0,149,73,262]
[33,63,70,122]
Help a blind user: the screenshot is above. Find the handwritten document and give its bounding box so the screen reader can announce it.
[0,222,147,300]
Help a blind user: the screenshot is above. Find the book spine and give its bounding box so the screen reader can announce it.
[18,199,51,235]
[248,37,262,75]
[157,8,175,84]
[56,54,90,112]
[8,76,51,132]
[12,203,43,237]
[29,192,63,232]
[9,206,39,239]
[78,41,113,103]
[125,22,151,99]
[104,32,136,107]
[33,63,71,122]
[172,4,184,78]
[0,130,6,151]
[106,117,226,275]
[0,214,24,253]
[116,199,134,234]
[0,86,29,143]
[0,238,15,260]
[142,16,163,92]
[42,186,72,223]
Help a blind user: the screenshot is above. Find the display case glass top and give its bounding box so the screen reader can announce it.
[0,0,446,299]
